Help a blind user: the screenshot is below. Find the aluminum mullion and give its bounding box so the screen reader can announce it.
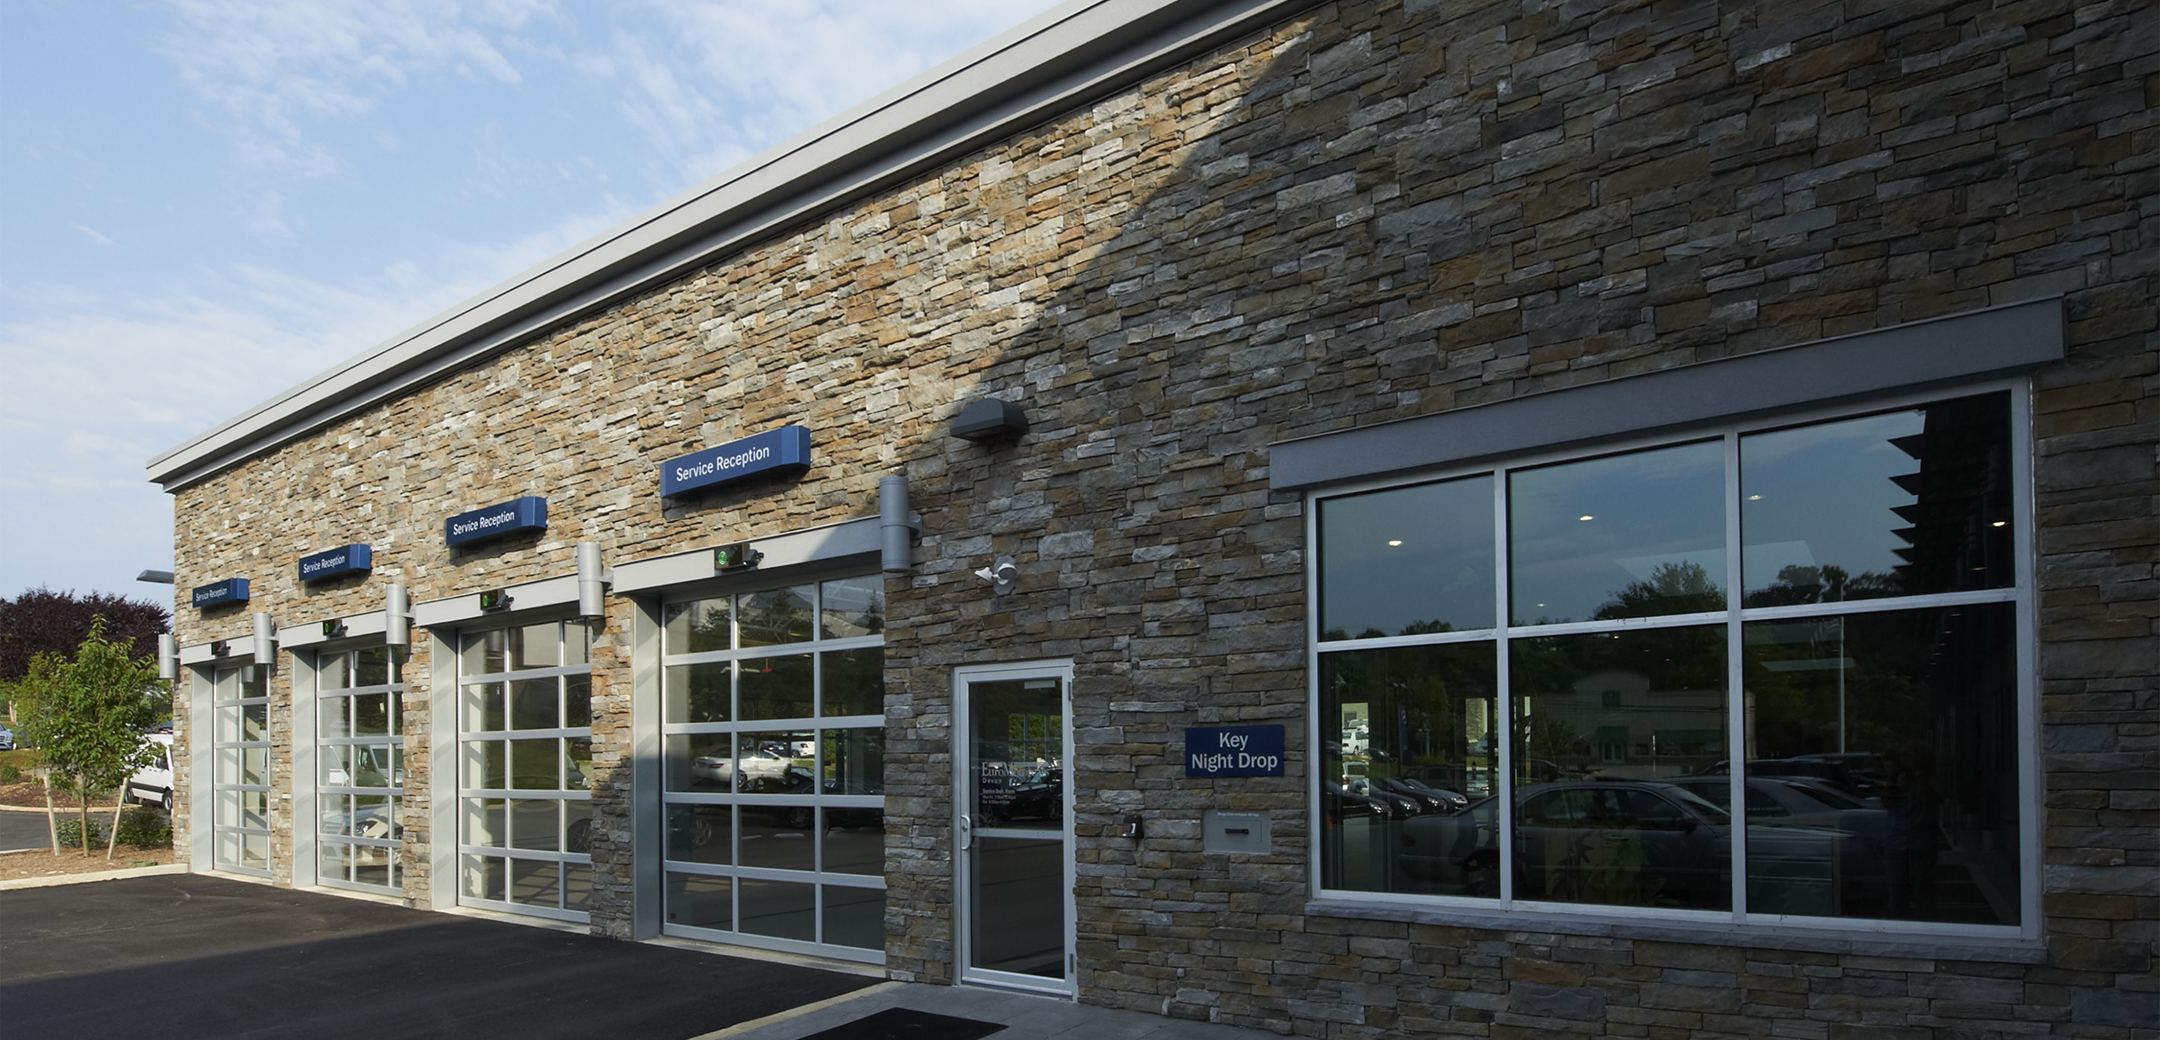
[1494,467,1514,908]
[658,633,886,668]
[1725,431,1748,922]
[1314,626,1500,653]
[1736,587,2016,622]
[2010,381,2041,937]
[1501,610,1731,638]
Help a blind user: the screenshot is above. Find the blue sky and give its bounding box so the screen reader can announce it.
[1,0,1061,605]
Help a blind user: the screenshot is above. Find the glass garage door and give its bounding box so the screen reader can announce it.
[211,665,271,875]
[315,646,405,894]
[456,619,594,923]
[659,574,887,962]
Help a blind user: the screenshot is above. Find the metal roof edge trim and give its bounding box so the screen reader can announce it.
[146,0,1320,491]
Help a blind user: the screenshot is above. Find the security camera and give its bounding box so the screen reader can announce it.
[973,556,1018,595]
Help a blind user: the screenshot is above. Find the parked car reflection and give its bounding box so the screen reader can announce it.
[1400,780,1849,910]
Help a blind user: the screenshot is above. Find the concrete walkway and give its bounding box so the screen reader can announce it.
[709,980,1290,1040]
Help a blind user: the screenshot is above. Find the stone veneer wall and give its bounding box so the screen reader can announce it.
[167,0,2153,1036]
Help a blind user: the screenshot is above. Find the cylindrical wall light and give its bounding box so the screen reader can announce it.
[385,583,410,647]
[879,475,911,574]
[577,542,608,619]
[158,633,178,681]
[251,612,277,668]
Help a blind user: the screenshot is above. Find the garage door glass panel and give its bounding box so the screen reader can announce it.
[658,573,887,961]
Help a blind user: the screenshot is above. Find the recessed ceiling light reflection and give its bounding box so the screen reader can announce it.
[1387,540,1403,546]
[1578,515,1594,521]
[1746,494,1762,501]
[1991,520,2006,527]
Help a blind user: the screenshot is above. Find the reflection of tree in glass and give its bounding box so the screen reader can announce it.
[1322,618,1456,641]
[821,649,885,717]
[1320,645,1494,792]
[1510,625,1726,780]
[1519,713,1581,775]
[738,588,815,646]
[1744,564,1904,608]
[1594,561,1723,620]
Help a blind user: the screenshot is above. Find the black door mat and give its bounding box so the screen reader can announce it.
[797,1007,1008,1040]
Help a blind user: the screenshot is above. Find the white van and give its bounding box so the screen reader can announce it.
[126,733,175,811]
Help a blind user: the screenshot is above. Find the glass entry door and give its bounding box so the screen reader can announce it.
[955,663,1073,995]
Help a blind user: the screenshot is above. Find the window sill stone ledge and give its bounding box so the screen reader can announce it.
[1305,899,2046,964]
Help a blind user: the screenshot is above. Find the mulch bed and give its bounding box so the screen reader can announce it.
[0,845,175,881]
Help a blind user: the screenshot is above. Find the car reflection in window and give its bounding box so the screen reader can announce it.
[1402,780,1852,912]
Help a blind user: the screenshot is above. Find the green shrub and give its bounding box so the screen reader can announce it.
[54,817,106,849]
[115,806,172,847]
[0,764,19,783]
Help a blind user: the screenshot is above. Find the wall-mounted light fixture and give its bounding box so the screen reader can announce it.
[880,475,913,574]
[158,633,178,681]
[252,612,277,668]
[951,398,1028,442]
[577,542,611,620]
[385,583,411,648]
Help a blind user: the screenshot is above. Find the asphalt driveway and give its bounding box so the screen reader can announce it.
[1,873,878,1040]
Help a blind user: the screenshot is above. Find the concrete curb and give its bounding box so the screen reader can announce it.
[0,863,187,891]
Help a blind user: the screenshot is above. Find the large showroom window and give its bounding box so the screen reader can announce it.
[458,620,594,923]
[211,665,272,875]
[1314,387,2028,930]
[659,574,887,962]
[315,646,405,895]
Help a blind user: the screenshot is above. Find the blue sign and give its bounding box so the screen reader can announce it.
[1184,725,1285,777]
[297,544,371,583]
[445,497,547,547]
[191,578,249,609]
[660,426,813,497]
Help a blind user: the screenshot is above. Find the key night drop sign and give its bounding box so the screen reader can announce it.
[1184,725,1285,778]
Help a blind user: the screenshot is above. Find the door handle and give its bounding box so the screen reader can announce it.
[958,813,973,851]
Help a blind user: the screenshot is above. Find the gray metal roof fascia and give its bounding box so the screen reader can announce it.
[146,0,1321,491]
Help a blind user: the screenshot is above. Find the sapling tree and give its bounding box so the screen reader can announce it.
[13,618,168,857]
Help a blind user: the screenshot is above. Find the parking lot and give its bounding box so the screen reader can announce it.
[0,808,122,853]
[1,873,878,1040]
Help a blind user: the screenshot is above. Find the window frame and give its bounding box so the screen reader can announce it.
[1304,377,2039,941]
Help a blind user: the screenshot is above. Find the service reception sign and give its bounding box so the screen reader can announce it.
[1184,724,1285,777]
[445,497,548,547]
[660,426,813,497]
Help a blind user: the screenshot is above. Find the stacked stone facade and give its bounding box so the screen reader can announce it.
[165,0,2153,1036]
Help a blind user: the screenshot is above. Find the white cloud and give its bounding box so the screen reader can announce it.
[161,0,549,137]
[0,200,635,595]
[593,0,1059,188]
